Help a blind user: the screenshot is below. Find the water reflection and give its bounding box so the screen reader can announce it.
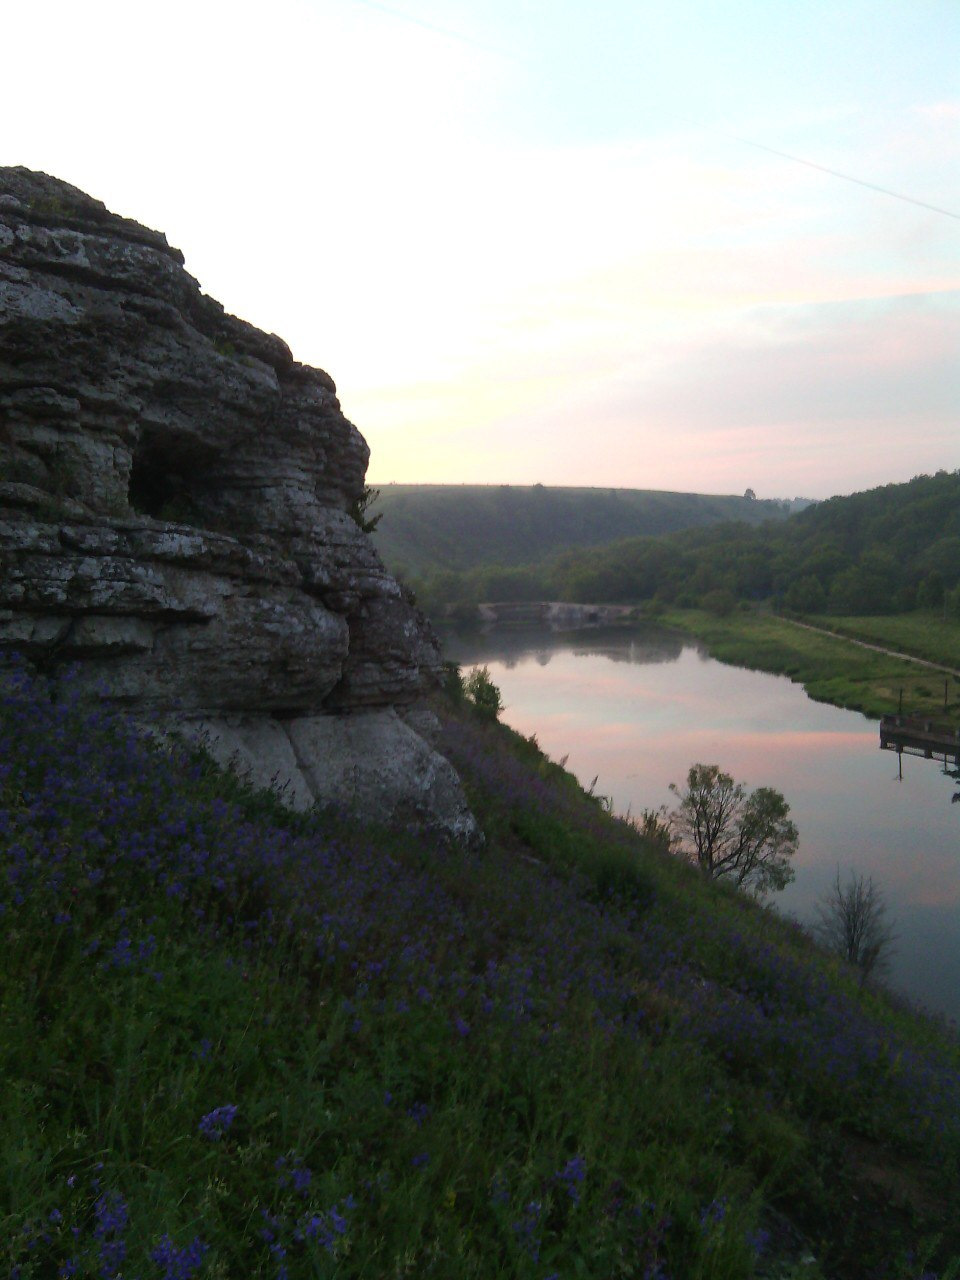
[442,624,960,1023]
[447,623,685,670]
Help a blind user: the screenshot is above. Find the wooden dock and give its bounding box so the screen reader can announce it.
[880,714,960,763]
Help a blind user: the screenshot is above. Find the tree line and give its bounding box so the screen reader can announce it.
[406,471,960,620]
[372,483,796,573]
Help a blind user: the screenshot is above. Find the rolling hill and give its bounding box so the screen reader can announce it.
[370,484,800,574]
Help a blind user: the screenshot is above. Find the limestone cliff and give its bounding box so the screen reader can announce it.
[0,167,477,841]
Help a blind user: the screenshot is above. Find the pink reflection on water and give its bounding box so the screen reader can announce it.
[447,627,960,1019]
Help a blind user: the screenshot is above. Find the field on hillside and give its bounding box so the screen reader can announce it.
[2,661,959,1278]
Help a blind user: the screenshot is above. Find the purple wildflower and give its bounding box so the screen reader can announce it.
[299,1199,354,1252]
[407,1101,430,1127]
[93,1190,128,1278]
[556,1154,587,1203]
[746,1226,771,1256]
[511,1200,542,1262]
[699,1197,727,1231]
[198,1103,237,1140]
[150,1235,209,1280]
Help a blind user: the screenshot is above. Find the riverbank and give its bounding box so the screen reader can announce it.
[657,607,960,726]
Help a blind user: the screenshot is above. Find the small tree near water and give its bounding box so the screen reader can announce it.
[815,869,897,986]
[669,764,798,895]
[464,666,503,720]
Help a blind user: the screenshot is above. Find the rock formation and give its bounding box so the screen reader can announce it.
[0,167,478,842]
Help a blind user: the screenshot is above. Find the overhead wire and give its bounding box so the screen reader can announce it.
[723,134,960,221]
[345,0,960,222]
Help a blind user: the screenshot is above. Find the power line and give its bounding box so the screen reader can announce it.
[346,0,960,222]
[663,105,960,220]
[729,134,960,221]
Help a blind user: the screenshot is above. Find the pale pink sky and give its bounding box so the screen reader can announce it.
[6,0,959,499]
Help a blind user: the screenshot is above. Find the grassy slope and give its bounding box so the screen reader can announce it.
[2,666,959,1279]
[659,608,960,726]
[371,485,792,574]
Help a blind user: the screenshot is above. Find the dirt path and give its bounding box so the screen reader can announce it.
[784,618,960,680]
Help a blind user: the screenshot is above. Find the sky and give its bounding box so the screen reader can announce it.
[5,0,959,499]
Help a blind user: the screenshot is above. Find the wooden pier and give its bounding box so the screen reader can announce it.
[879,714,960,764]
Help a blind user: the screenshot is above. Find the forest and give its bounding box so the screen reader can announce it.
[398,472,960,620]
[371,483,799,574]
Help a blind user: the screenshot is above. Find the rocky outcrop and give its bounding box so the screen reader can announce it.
[0,167,478,842]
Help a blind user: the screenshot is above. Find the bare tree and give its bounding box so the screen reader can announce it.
[668,764,798,895]
[815,869,897,986]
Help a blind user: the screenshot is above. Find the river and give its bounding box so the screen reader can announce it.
[443,623,960,1024]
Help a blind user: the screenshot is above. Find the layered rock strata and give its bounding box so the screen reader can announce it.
[0,167,477,842]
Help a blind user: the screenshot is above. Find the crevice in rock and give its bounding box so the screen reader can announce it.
[282,721,320,803]
[20,258,181,299]
[127,435,216,525]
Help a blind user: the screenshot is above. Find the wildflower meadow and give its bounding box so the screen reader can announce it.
[1,658,958,1278]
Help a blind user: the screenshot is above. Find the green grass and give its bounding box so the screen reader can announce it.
[659,607,960,725]
[813,612,960,674]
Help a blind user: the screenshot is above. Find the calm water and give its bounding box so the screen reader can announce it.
[444,624,960,1023]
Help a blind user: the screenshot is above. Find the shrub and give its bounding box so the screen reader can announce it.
[464,666,503,720]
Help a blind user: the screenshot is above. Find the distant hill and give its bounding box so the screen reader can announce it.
[403,471,960,618]
[370,484,798,573]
